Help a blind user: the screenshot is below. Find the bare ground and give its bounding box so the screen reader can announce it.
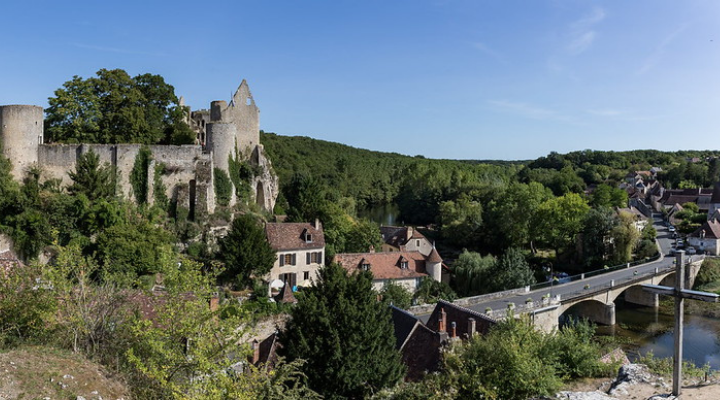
[0,346,129,400]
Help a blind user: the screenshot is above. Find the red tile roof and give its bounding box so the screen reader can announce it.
[426,247,443,263]
[334,251,428,280]
[265,222,325,251]
[380,226,427,248]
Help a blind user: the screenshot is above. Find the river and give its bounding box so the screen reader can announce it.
[357,203,400,226]
[596,300,720,369]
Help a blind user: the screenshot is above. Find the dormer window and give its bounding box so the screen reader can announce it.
[360,258,371,271]
[302,228,313,243]
[399,256,408,269]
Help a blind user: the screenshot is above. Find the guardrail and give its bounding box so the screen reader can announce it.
[555,255,704,303]
[527,253,662,293]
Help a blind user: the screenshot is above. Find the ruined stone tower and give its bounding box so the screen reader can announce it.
[202,80,278,211]
[0,105,43,180]
[0,80,278,217]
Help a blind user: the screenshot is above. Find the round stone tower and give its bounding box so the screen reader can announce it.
[206,121,237,173]
[426,246,443,283]
[0,105,43,180]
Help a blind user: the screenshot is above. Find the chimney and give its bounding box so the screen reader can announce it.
[439,307,447,332]
[314,218,321,230]
[406,226,413,241]
[209,295,219,312]
[369,245,375,253]
[250,339,260,365]
[451,321,457,338]
[468,318,476,338]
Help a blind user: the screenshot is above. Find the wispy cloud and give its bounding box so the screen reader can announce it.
[488,100,574,122]
[71,42,168,57]
[567,7,605,55]
[637,25,687,75]
[470,42,506,63]
[586,108,663,122]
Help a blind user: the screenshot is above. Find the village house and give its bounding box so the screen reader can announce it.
[380,226,433,256]
[265,220,325,294]
[333,246,445,292]
[615,206,649,232]
[391,300,496,380]
[687,218,720,256]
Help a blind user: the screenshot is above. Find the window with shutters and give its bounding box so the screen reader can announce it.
[284,254,293,266]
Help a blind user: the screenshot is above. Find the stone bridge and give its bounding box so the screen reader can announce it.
[412,254,704,333]
[412,215,706,332]
[497,255,703,332]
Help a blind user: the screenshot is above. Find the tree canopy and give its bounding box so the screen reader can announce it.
[218,214,277,286]
[46,69,195,145]
[279,263,405,399]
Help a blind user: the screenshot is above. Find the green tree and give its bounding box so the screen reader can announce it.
[279,263,405,399]
[611,211,641,263]
[414,277,457,304]
[486,182,553,252]
[533,193,590,260]
[444,316,562,399]
[124,259,254,399]
[344,218,383,254]
[582,207,617,269]
[46,69,193,145]
[451,250,495,297]
[490,248,535,290]
[68,150,115,200]
[0,263,58,346]
[590,184,628,208]
[219,214,277,287]
[439,193,483,248]
[94,206,175,278]
[381,281,413,309]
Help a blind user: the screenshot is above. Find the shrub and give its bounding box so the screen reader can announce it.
[214,168,232,206]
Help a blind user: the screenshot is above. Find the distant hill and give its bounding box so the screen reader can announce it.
[260,132,518,207]
[260,132,720,209]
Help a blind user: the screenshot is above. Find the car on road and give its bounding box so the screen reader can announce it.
[686,247,697,255]
[669,247,677,256]
[668,225,676,233]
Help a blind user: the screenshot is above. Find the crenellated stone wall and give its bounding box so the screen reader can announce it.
[1,80,278,218]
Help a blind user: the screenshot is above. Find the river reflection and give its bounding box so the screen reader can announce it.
[357,203,400,226]
[595,300,720,369]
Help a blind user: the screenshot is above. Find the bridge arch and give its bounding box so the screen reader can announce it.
[559,299,615,326]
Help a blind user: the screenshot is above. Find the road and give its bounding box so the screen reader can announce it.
[417,213,690,321]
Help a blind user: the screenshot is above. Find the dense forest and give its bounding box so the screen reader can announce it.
[263,132,720,293]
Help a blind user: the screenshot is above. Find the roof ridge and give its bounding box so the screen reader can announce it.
[436,299,497,323]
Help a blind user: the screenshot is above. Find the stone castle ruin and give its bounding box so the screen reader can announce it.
[0,80,278,221]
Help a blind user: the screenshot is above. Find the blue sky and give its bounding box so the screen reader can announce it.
[1,1,718,160]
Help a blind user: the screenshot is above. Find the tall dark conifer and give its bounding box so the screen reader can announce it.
[279,263,405,399]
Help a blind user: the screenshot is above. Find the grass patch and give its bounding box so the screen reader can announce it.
[0,345,129,399]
